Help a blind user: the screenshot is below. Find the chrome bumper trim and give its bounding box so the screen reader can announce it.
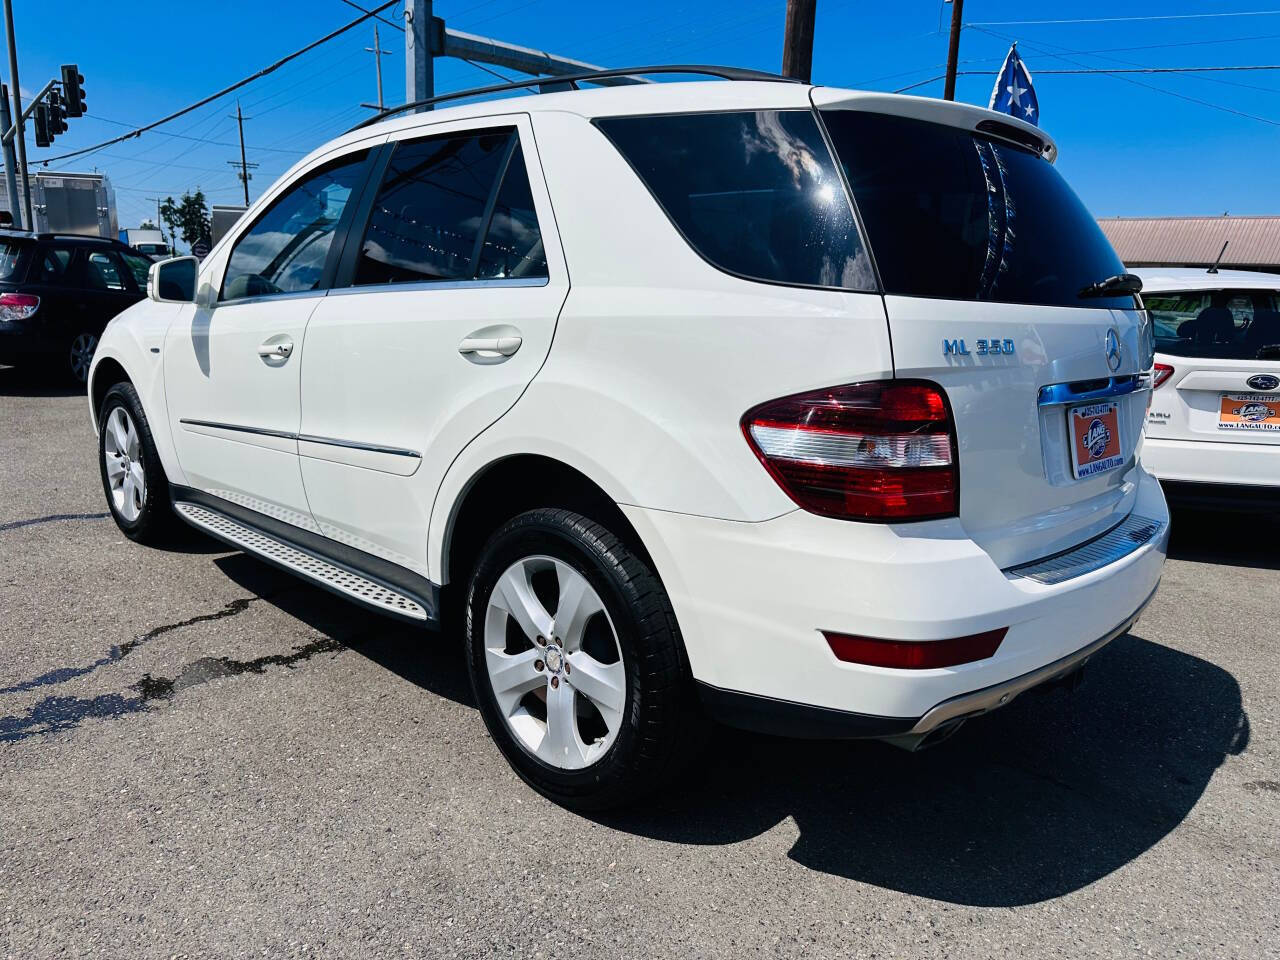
[1005,513,1166,586]
[908,587,1157,736]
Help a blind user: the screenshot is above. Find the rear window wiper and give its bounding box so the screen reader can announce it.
[1078,273,1143,299]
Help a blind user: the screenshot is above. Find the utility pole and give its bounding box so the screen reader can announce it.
[405,0,435,110]
[366,25,391,110]
[2,0,31,229]
[227,101,257,206]
[0,84,19,228]
[781,0,817,83]
[943,0,965,101]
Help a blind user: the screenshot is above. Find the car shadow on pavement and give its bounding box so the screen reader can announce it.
[0,364,83,398]
[1167,507,1280,570]
[595,632,1248,908]
[211,555,1247,908]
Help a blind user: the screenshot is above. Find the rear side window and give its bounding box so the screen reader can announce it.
[222,151,368,301]
[354,129,547,286]
[596,110,875,291]
[821,110,1132,309]
[0,240,27,281]
[34,245,75,285]
[1147,289,1280,360]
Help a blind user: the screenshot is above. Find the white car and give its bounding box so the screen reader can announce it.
[88,67,1168,808]
[1133,267,1280,509]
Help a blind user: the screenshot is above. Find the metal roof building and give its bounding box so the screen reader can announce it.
[1098,216,1280,274]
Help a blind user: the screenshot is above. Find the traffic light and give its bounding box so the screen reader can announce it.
[32,102,50,148]
[48,89,68,138]
[60,64,85,117]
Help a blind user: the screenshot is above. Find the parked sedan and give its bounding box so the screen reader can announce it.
[1135,267,1280,510]
[0,232,151,384]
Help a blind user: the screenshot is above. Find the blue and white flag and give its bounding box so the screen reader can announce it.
[988,42,1039,126]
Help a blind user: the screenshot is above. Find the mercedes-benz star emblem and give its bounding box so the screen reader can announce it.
[1104,329,1123,373]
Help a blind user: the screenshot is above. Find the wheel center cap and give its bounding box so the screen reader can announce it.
[543,644,564,675]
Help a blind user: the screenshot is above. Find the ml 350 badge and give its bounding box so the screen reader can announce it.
[1068,401,1124,480]
[1219,394,1280,431]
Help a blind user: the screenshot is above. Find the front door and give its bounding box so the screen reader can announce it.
[298,116,568,577]
[163,148,373,531]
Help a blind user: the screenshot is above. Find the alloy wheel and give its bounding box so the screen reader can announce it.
[483,555,627,771]
[103,406,146,522]
[70,333,98,384]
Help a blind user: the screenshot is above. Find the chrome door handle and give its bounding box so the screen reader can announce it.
[458,335,522,358]
[257,338,294,361]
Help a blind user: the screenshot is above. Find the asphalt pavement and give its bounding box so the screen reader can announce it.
[1,364,1277,959]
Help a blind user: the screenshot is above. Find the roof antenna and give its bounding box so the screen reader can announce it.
[1207,239,1229,275]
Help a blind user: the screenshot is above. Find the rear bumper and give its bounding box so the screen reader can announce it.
[623,466,1169,730]
[0,321,59,360]
[1144,435,1280,488]
[1160,479,1280,512]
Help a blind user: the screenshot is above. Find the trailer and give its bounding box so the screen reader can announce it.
[119,227,170,258]
[0,171,118,238]
[211,204,247,246]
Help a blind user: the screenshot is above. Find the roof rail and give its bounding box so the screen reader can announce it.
[348,64,797,133]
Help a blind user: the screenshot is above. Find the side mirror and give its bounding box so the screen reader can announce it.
[147,256,199,304]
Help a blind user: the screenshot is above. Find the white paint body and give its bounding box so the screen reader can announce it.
[1135,267,1280,489]
[90,80,1167,724]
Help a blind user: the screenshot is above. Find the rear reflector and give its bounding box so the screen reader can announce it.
[823,628,1007,669]
[742,380,958,521]
[0,292,39,321]
[1153,363,1174,389]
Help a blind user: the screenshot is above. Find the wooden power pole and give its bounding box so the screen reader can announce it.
[943,0,965,101]
[782,0,816,83]
[227,101,258,206]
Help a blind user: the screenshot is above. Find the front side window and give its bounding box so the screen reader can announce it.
[595,110,874,290]
[354,129,538,286]
[222,152,367,301]
[821,110,1132,309]
[120,251,152,288]
[1147,288,1280,360]
[84,251,127,291]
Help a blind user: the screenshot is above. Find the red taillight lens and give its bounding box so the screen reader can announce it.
[1153,363,1174,389]
[0,292,39,321]
[823,628,1007,669]
[742,380,958,521]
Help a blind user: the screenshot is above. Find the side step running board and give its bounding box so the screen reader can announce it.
[173,501,431,622]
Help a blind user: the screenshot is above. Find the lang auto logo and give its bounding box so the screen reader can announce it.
[1083,417,1112,458]
[1233,401,1275,423]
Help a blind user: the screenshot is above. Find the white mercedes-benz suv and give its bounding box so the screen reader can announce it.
[1133,267,1280,510]
[88,67,1168,808]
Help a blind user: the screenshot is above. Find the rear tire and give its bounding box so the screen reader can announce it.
[465,508,700,810]
[97,381,178,544]
[68,331,99,386]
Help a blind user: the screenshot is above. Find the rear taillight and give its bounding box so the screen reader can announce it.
[823,627,1007,669]
[1153,363,1174,389]
[0,292,39,321]
[742,380,958,521]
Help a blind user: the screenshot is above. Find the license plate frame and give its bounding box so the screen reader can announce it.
[1067,401,1124,480]
[1218,393,1280,431]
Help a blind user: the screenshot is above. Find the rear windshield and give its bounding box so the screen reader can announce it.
[1146,289,1280,361]
[820,110,1133,309]
[595,110,875,291]
[0,240,28,281]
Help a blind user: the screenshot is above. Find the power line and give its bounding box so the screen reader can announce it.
[84,115,307,154]
[967,10,1280,27]
[35,0,400,166]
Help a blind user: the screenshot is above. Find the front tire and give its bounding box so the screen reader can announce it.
[97,381,177,544]
[465,508,698,810]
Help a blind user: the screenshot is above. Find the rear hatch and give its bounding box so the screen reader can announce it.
[1143,283,1280,445]
[815,93,1151,569]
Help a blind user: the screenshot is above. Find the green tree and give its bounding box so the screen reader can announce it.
[158,190,212,253]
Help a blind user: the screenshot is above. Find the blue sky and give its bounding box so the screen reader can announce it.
[10,1,1280,233]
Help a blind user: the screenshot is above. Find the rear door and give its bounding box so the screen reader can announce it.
[817,98,1151,569]
[1145,286,1280,446]
[297,115,567,577]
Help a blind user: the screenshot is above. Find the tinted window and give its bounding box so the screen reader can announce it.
[476,142,547,280]
[1147,289,1280,360]
[84,251,127,291]
[0,240,26,281]
[34,246,75,285]
[354,130,511,285]
[821,110,1132,309]
[222,152,367,301]
[120,251,152,288]
[597,110,874,290]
